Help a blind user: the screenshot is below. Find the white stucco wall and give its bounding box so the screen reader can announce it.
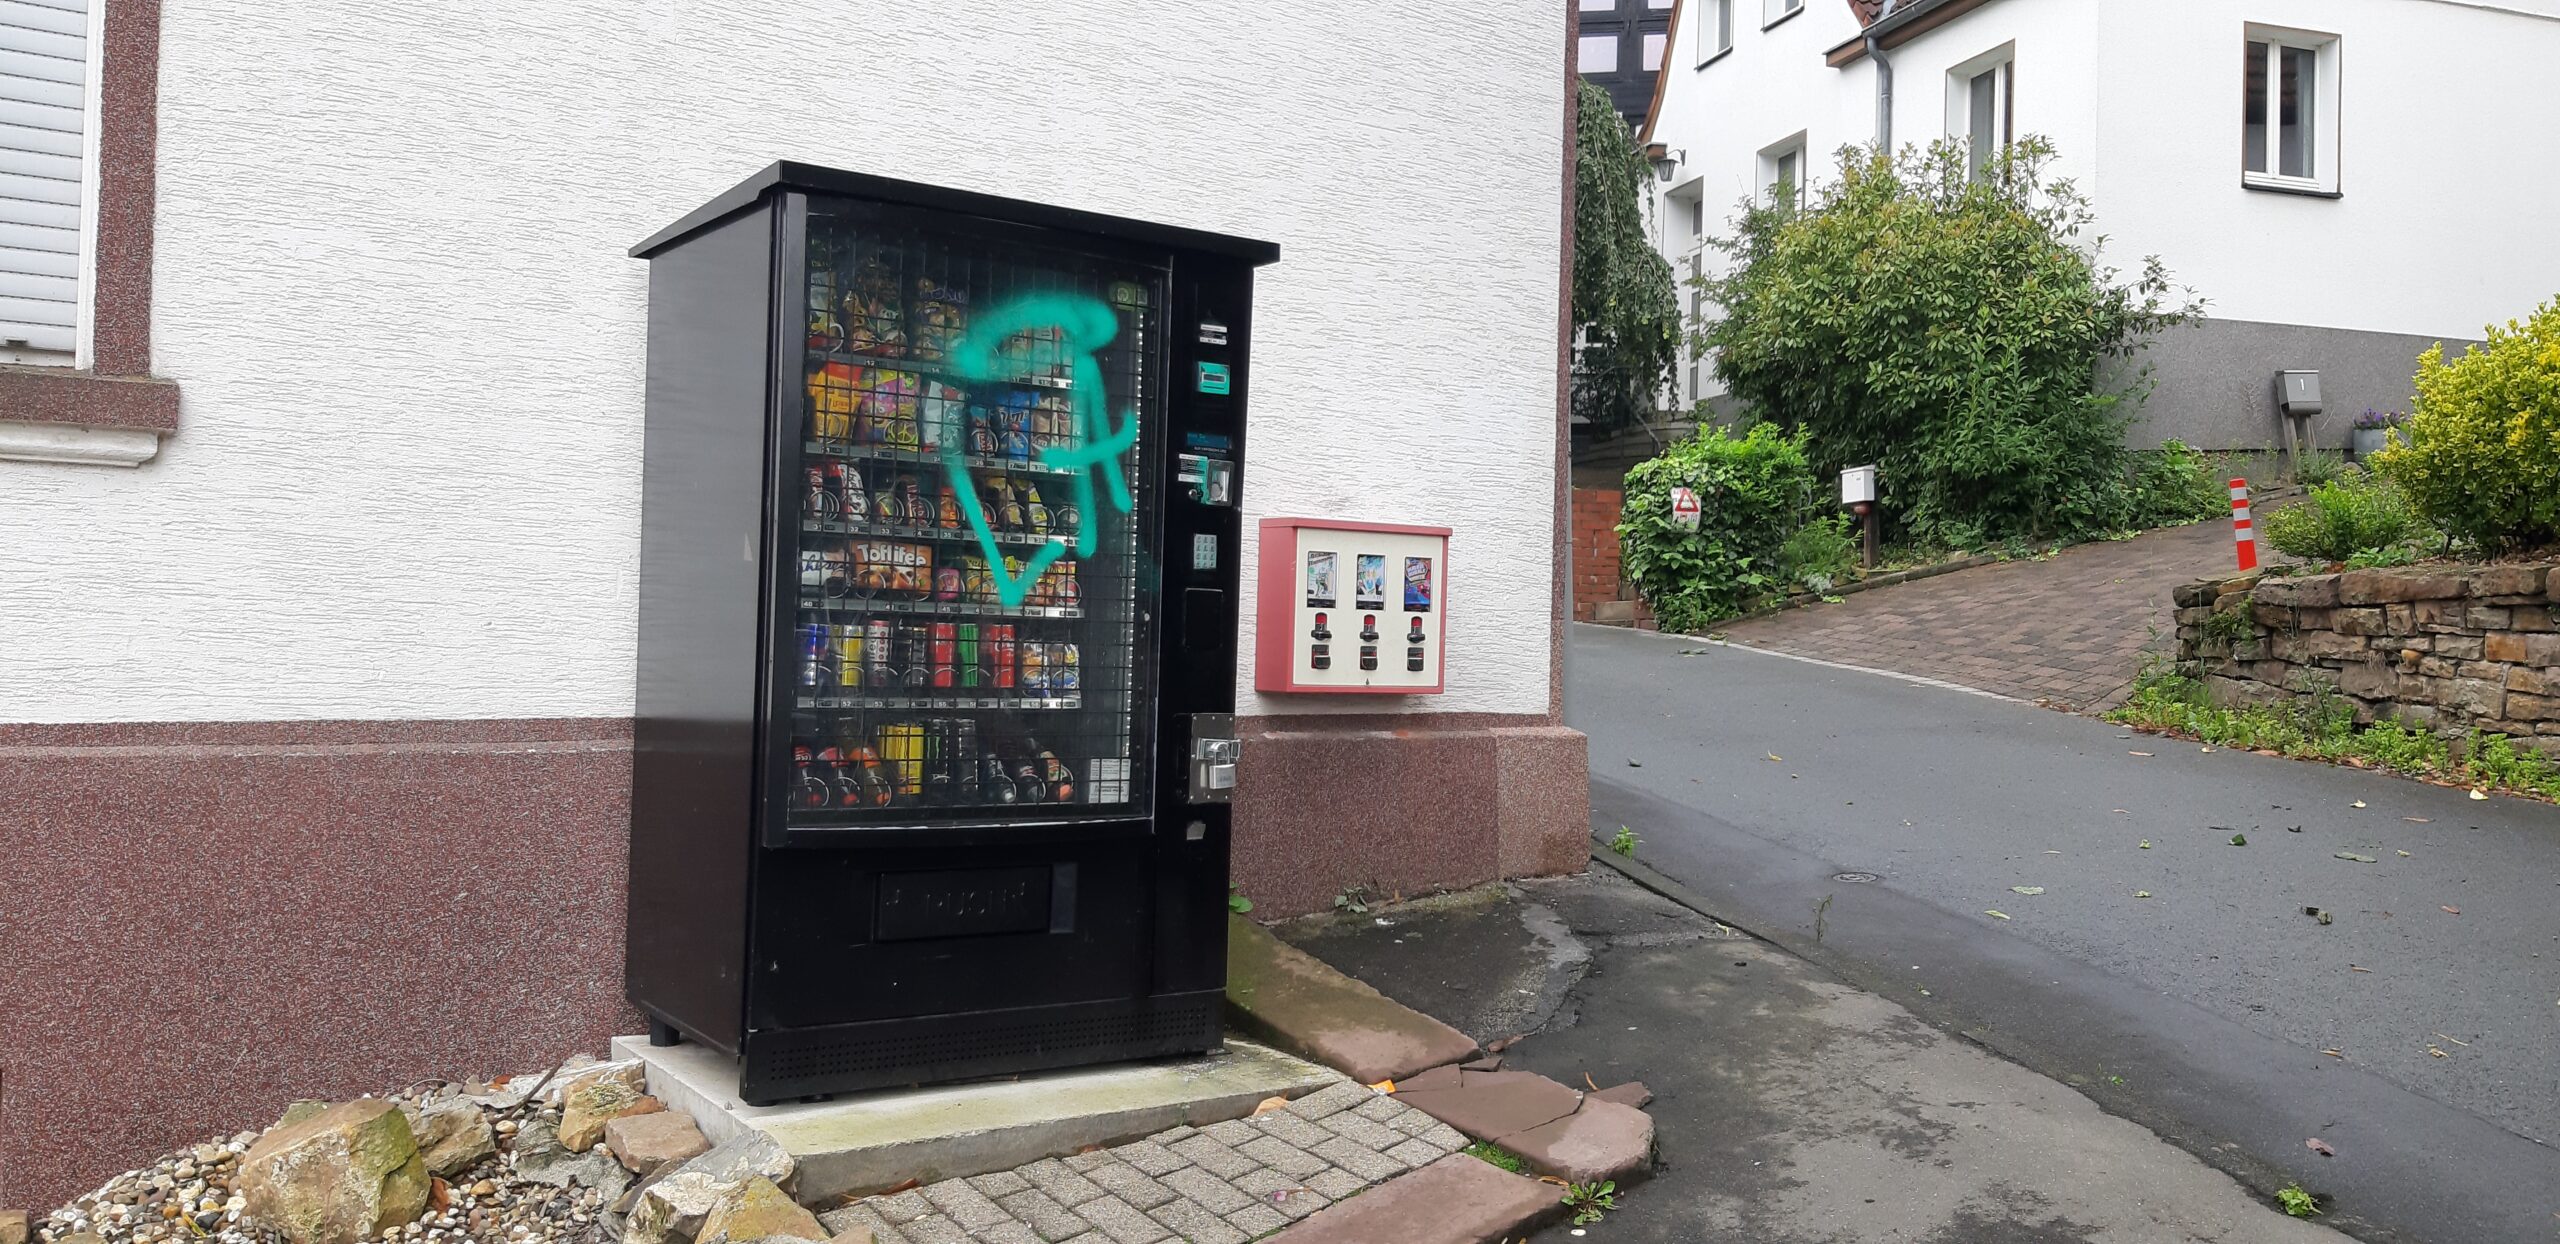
[1649,0,2560,349]
[2092,0,2560,338]
[0,0,1565,723]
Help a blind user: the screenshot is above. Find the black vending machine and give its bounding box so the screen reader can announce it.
[624,163,1276,1104]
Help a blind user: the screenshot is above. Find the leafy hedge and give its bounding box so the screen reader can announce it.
[1618,424,1816,631]
[2375,297,2560,553]
[1697,139,2199,547]
[2260,474,2414,564]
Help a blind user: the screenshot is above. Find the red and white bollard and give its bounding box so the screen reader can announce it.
[2230,478,2258,571]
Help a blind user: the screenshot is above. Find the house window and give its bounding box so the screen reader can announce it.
[1580,33,1620,74]
[1764,0,1804,27]
[0,0,98,365]
[1946,47,2014,180]
[1642,31,1666,71]
[1700,0,1734,64]
[1688,196,1705,240]
[1759,136,1807,209]
[1579,0,1615,11]
[2243,28,2340,193]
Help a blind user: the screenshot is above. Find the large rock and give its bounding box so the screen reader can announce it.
[562,1078,662,1152]
[413,1100,496,1179]
[695,1178,824,1244]
[1,1208,29,1244]
[622,1133,797,1244]
[513,1119,634,1199]
[239,1099,431,1244]
[606,1112,711,1173]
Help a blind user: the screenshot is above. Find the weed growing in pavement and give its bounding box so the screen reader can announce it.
[1332,885,1374,916]
[1227,884,1253,915]
[1462,1142,1528,1174]
[1563,1180,1619,1226]
[2201,607,2254,645]
[2276,1183,2321,1217]
[2108,659,2560,801]
[1609,826,1640,857]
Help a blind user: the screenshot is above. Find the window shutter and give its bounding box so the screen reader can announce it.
[0,0,86,354]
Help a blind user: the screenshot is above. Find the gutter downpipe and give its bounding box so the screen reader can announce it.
[1866,0,1900,150]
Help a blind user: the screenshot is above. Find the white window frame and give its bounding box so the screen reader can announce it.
[1698,0,1734,66]
[1944,43,2014,181]
[1762,0,1803,31]
[1758,133,1808,210]
[0,0,106,368]
[2242,25,2341,195]
[1641,30,1667,72]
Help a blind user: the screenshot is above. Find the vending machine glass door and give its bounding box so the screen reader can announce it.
[777,200,1162,832]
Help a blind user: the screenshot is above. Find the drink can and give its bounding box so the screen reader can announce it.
[805,464,835,522]
[1019,639,1047,694]
[839,462,866,522]
[989,625,1017,689]
[929,622,957,687]
[1052,642,1079,694]
[1041,750,1076,803]
[799,623,831,691]
[840,623,865,688]
[898,621,930,688]
[865,618,894,685]
[923,718,954,801]
[955,720,981,802]
[956,623,981,687]
[877,722,923,797]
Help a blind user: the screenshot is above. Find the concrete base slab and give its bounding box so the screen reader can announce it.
[609,1035,1343,1203]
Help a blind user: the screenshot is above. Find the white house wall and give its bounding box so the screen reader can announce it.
[2092,0,2560,338]
[1644,0,2560,448]
[0,0,1565,723]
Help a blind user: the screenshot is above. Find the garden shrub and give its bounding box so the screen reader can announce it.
[2374,297,2560,553]
[1698,138,2199,547]
[2125,438,2227,529]
[1618,424,1817,631]
[1780,514,1858,593]
[2259,474,2414,564]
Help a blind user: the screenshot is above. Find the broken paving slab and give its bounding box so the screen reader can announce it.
[1225,913,1480,1083]
[1263,1153,1563,1244]
[612,1033,1340,1203]
[1498,1097,1653,1185]
[1393,1066,1654,1185]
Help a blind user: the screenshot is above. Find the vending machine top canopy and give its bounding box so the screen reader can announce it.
[632,162,1284,267]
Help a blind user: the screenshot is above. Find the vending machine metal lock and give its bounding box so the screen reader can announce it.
[1189,713,1239,803]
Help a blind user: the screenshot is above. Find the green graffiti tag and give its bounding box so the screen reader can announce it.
[941,292,1139,606]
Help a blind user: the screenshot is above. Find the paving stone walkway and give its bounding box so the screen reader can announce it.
[1708,518,2254,711]
[819,1081,1471,1244]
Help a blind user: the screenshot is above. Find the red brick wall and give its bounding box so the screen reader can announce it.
[1573,488,1626,622]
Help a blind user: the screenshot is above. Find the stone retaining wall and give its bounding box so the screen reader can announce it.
[2171,563,2560,755]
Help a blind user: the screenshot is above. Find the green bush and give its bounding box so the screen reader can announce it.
[2259,475,2414,563]
[1697,138,2198,548]
[2374,297,2560,552]
[2292,449,2348,487]
[1618,423,1817,631]
[2126,438,2227,528]
[1780,514,1859,593]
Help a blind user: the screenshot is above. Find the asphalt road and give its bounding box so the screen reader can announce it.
[1568,622,2560,1244]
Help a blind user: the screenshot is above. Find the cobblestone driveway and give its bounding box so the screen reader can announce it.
[1709,519,2248,711]
[819,1080,1469,1244]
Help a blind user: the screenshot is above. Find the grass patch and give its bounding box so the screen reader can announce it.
[2107,661,2560,802]
[1463,1141,1527,1174]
